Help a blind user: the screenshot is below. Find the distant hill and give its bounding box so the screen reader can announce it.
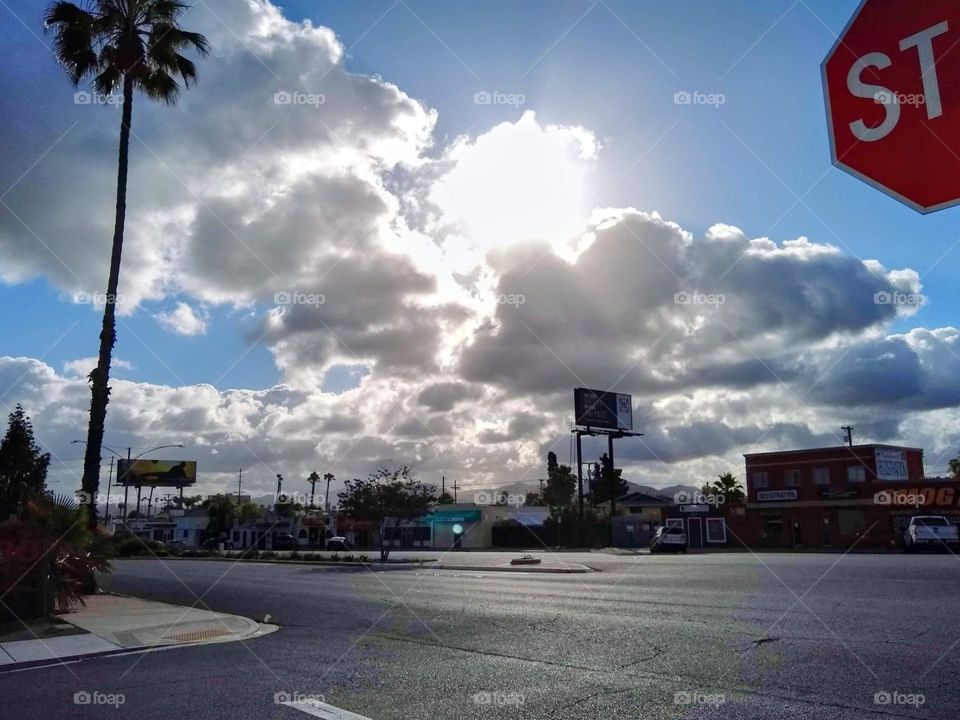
[462,480,701,504]
[625,482,701,501]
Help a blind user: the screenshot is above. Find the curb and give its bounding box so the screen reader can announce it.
[431,563,594,574]
[128,556,435,569]
[0,593,277,673]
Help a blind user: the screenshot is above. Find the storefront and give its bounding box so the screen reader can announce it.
[740,444,960,549]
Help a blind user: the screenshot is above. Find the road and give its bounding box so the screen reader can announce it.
[2,551,959,719]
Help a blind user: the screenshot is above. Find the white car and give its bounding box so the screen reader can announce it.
[904,516,958,552]
[650,525,687,553]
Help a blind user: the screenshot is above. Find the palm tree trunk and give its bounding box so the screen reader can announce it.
[79,74,134,531]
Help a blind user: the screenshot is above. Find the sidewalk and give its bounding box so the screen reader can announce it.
[0,594,276,671]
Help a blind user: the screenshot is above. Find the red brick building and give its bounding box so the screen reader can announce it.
[740,444,960,549]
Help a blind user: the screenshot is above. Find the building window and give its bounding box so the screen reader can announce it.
[752,471,769,488]
[785,469,801,486]
[847,465,866,483]
[813,468,830,485]
[182,530,189,538]
[666,518,684,529]
[706,518,726,543]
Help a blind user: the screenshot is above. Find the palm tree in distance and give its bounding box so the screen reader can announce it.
[44,1,208,528]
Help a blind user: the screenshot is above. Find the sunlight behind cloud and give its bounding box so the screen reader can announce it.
[431,112,597,271]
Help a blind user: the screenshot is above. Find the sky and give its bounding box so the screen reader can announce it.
[1,0,959,501]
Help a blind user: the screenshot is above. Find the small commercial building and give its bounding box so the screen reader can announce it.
[615,491,741,549]
[339,504,551,550]
[740,443,960,549]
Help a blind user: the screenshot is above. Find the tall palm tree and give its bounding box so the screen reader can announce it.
[44,1,208,528]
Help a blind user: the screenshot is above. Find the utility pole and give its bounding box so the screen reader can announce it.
[842,425,854,447]
[103,456,115,524]
[276,473,283,504]
[451,478,459,503]
[324,473,334,511]
[237,468,242,504]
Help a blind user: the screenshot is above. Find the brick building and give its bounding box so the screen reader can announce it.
[740,444,960,549]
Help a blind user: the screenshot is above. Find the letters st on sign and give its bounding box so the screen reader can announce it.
[823,0,960,212]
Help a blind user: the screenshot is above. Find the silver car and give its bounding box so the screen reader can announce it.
[650,525,688,553]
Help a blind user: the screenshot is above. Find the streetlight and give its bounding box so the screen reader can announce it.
[71,441,184,524]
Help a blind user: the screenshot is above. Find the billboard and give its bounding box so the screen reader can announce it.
[116,459,197,487]
[875,449,908,481]
[574,388,633,431]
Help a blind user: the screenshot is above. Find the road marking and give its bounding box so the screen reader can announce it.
[280,698,373,719]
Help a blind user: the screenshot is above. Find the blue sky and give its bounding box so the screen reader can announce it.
[1,0,955,393]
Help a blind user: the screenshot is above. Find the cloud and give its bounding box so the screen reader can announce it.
[157,303,208,336]
[417,381,481,412]
[63,357,133,378]
[459,211,918,397]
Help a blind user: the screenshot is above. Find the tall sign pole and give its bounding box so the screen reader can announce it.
[576,431,584,546]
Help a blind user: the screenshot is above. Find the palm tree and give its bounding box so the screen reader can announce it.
[44,1,208,528]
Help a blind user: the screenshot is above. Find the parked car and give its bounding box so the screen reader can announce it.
[650,525,687,553]
[272,532,297,550]
[325,536,349,551]
[904,516,958,552]
[202,536,233,551]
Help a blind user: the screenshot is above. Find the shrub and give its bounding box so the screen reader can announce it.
[116,537,163,557]
[358,553,369,563]
[343,553,355,562]
[329,553,339,562]
[259,551,276,560]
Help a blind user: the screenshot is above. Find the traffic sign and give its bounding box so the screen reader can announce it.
[823,0,960,213]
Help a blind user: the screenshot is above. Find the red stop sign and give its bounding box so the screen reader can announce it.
[823,0,960,213]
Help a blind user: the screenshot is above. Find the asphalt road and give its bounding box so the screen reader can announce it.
[2,551,959,719]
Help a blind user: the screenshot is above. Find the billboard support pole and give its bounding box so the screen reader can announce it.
[608,433,616,547]
[576,431,584,546]
[122,483,129,525]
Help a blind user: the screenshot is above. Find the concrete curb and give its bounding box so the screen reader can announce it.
[0,593,277,673]
[430,563,595,574]
[124,556,595,573]
[130,556,435,569]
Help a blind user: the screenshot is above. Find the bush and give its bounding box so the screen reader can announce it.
[343,553,355,562]
[358,553,369,563]
[259,551,277,560]
[116,537,163,557]
[328,553,339,562]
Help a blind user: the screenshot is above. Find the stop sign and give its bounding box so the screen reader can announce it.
[823,0,960,213]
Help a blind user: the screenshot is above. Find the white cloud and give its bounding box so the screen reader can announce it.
[157,303,208,336]
[63,357,133,378]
